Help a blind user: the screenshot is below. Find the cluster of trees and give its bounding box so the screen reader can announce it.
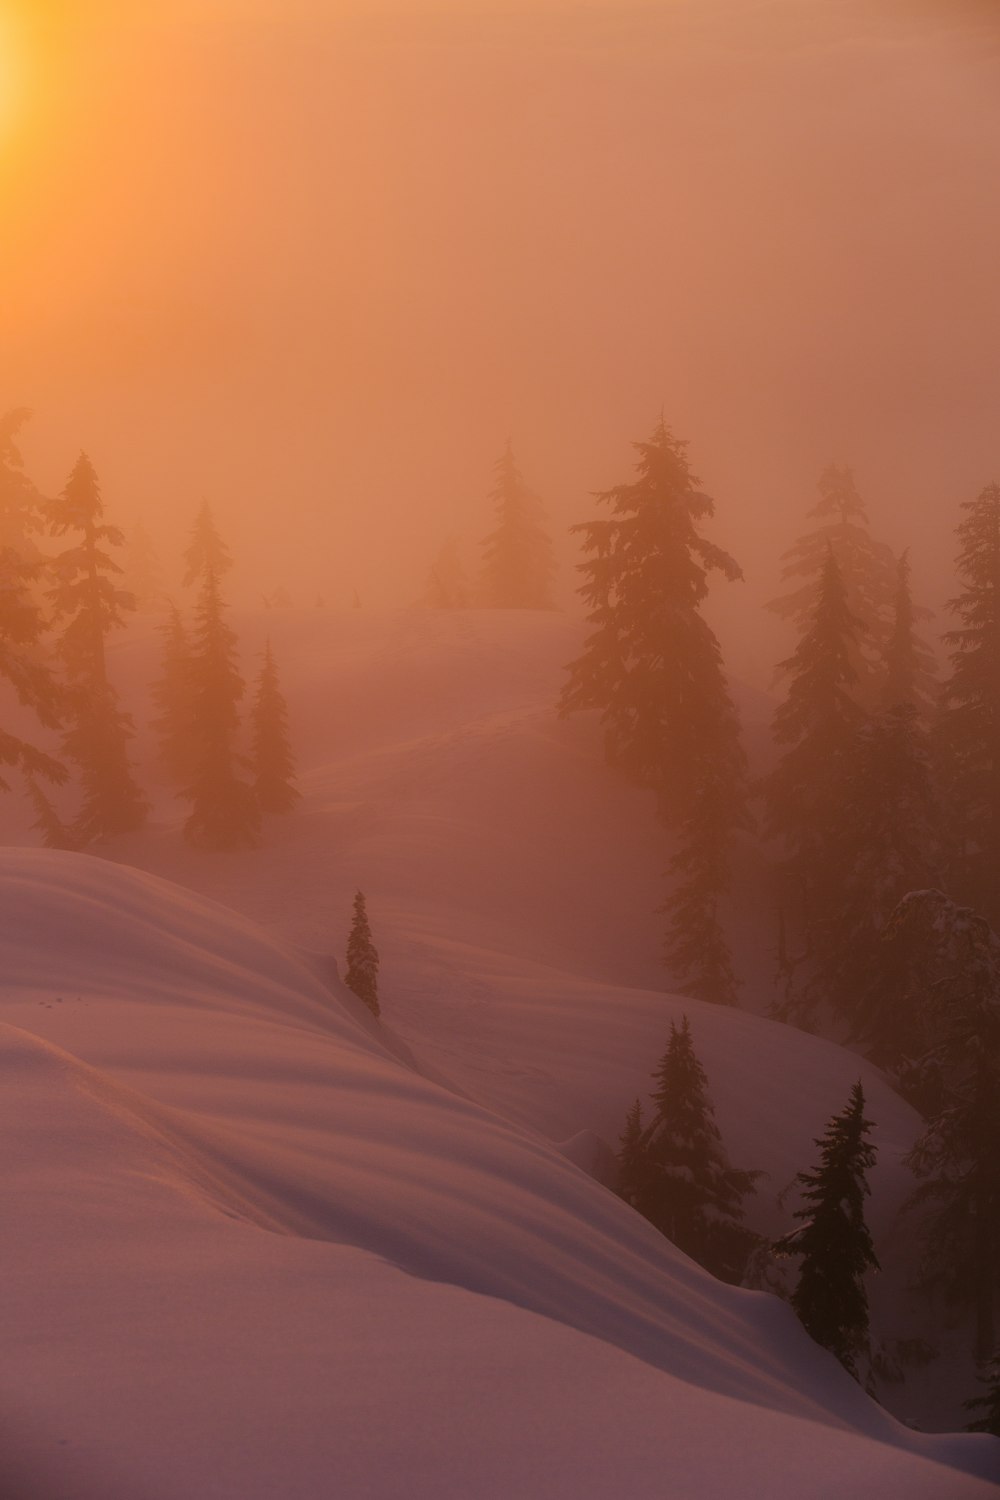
[0,411,298,851]
[423,441,556,611]
[619,1019,880,1384]
[571,417,999,1402]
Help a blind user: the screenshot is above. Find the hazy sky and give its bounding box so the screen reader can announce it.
[2,0,998,670]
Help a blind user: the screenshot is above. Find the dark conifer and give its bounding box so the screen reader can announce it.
[938,482,1000,920]
[883,551,936,716]
[46,453,147,842]
[776,1082,879,1378]
[345,891,379,1017]
[617,1098,650,1211]
[150,602,197,786]
[182,521,259,850]
[768,463,897,705]
[642,1017,758,1280]
[965,1356,1000,1437]
[250,640,299,814]
[480,442,555,609]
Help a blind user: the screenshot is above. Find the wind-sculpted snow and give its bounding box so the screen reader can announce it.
[0,850,997,1498]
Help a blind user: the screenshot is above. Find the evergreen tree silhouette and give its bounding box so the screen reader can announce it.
[182,501,232,588]
[767,463,899,705]
[965,1355,1000,1436]
[617,1098,650,1210]
[46,453,147,842]
[885,889,1000,1361]
[776,1082,879,1378]
[480,442,555,609]
[250,640,299,814]
[938,482,1000,920]
[0,408,47,572]
[182,519,259,850]
[883,551,936,716]
[642,1017,758,1280]
[150,602,197,786]
[126,521,166,612]
[345,891,379,1017]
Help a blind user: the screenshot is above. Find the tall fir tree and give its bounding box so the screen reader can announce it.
[480,442,556,609]
[250,640,299,814]
[767,462,898,705]
[126,521,166,612]
[182,519,259,850]
[345,891,379,1017]
[149,601,197,786]
[640,1017,758,1281]
[938,482,1000,921]
[182,501,233,588]
[46,454,147,842]
[617,1097,649,1211]
[885,889,1000,1361]
[776,1082,879,1378]
[765,549,864,1008]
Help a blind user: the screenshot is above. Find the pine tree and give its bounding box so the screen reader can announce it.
[46,453,147,842]
[0,536,65,798]
[768,463,898,705]
[126,521,166,612]
[480,442,555,609]
[776,1082,879,1378]
[617,1098,650,1210]
[250,640,299,814]
[182,523,259,851]
[0,408,46,569]
[423,538,471,609]
[345,891,379,1017]
[938,482,1000,921]
[182,501,233,588]
[765,550,864,1005]
[150,602,197,786]
[883,551,936,716]
[965,1355,1000,1436]
[641,1017,758,1280]
[560,419,745,824]
[885,889,1000,1361]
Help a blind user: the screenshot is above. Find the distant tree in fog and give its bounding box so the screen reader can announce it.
[345,891,380,1017]
[775,1082,878,1379]
[767,463,912,709]
[182,513,259,851]
[0,413,65,799]
[250,640,299,814]
[937,482,1000,923]
[150,602,197,786]
[46,453,148,842]
[126,521,166,612]
[479,442,555,609]
[423,537,472,609]
[560,417,747,996]
[616,1097,650,1211]
[182,501,232,587]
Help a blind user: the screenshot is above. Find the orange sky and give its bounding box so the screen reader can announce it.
[2,0,999,665]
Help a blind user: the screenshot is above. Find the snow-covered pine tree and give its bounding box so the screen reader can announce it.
[767,463,898,706]
[182,543,259,851]
[182,501,233,588]
[46,453,148,842]
[938,482,1000,921]
[150,602,197,786]
[560,419,745,823]
[764,549,864,1010]
[965,1355,1000,1436]
[776,1082,879,1378]
[617,1098,650,1211]
[250,640,299,814]
[423,538,471,609]
[480,442,555,609]
[345,891,379,1017]
[642,1017,758,1281]
[884,888,1000,1361]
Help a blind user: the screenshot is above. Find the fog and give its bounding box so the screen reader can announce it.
[3,0,999,677]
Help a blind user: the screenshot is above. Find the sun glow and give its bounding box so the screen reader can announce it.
[0,11,25,142]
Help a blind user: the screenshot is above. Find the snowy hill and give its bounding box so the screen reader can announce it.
[1,608,998,1496]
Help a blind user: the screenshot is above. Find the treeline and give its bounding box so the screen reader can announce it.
[556,416,999,1394]
[0,411,298,851]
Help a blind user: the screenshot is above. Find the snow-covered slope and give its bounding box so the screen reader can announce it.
[0,849,996,1500]
[1,608,997,1495]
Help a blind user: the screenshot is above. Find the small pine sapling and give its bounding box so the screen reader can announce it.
[345,891,380,1018]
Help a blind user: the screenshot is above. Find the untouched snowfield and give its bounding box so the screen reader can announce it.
[1,607,997,1497]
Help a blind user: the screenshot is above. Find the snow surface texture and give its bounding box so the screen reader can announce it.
[1,608,998,1497]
